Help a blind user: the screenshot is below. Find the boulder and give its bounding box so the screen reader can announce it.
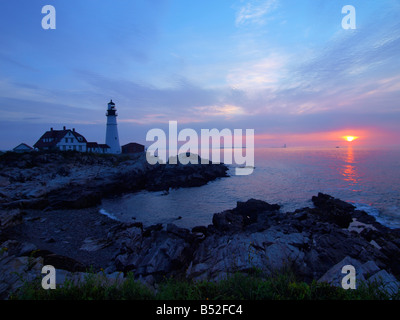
[311,193,354,228]
[113,227,195,280]
[212,199,280,233]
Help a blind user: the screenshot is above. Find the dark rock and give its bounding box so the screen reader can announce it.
[212,210,243,232]
[0,209,23,229]
[236,198,280,215]
[311,193,354,228]
[2,181,400,293]
[212,199,280,233]
[166,224,192,242]
[192,226,207,235]
[142,223,163,237]
[114,227,195,279]
[0,151,228,211]
[312,193,355,212]
[28,249,87,272]
[43,253,87,272]
[237,199,280,226]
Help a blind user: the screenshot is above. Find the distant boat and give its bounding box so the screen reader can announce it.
[238,165,255,169]
[336,146,340,148]
[283,144,287,148]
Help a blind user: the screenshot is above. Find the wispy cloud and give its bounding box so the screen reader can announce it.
[235,0,278,26]
[226,52,289,92]
[193,104,246,119]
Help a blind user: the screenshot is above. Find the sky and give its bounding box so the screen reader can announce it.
[0,0,399,150]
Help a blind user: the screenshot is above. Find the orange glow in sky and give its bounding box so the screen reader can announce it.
[253,127,400,147]
[343,136,359,142]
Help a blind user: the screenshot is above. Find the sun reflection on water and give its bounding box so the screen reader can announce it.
[341,147,359,189]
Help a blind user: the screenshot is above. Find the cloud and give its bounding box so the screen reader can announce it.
[226,52,289,92]
[235,0,278,26]
[233,16,400,117]
[193,104,246,119]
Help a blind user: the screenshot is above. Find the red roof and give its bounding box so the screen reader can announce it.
[34,128,87,149]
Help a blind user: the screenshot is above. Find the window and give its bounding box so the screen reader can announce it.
[79,145,82,151]
[63,146,66,151]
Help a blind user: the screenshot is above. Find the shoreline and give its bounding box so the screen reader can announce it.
[2,192,400,299]
[1,151,400,298]
[0,150,229,211]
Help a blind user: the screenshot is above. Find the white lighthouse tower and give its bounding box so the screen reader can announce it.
[105,99,121,154]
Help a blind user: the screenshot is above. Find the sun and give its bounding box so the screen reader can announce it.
[343,136,359,142]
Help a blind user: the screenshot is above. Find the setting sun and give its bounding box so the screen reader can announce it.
[344,136,359,142]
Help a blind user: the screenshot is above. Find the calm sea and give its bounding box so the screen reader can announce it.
[101,147,400,229]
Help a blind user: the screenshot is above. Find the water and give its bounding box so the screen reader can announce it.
[101,146,400,229]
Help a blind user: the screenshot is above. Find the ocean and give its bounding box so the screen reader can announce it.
[100,146,400,229]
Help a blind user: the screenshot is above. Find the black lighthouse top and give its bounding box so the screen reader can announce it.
[107,100,117,116]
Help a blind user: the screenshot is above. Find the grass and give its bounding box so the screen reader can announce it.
[9,268,400,300]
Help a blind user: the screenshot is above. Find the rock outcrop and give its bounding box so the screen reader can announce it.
[106,193,400,286]
[1,175,400,298]
[0,151,228,210]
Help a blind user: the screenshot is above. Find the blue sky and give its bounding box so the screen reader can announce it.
[0,0,399,149]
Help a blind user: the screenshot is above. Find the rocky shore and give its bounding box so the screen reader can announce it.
[1,151,400,299]
[0,151,228,210]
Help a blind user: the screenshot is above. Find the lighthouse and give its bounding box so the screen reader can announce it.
[105,99,121,154]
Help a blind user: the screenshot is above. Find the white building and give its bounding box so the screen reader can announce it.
[105,100,121,154]
[34,100,121,153]
[34,126,97,152]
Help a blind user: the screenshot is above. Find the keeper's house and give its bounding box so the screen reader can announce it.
[33,126,110,153]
